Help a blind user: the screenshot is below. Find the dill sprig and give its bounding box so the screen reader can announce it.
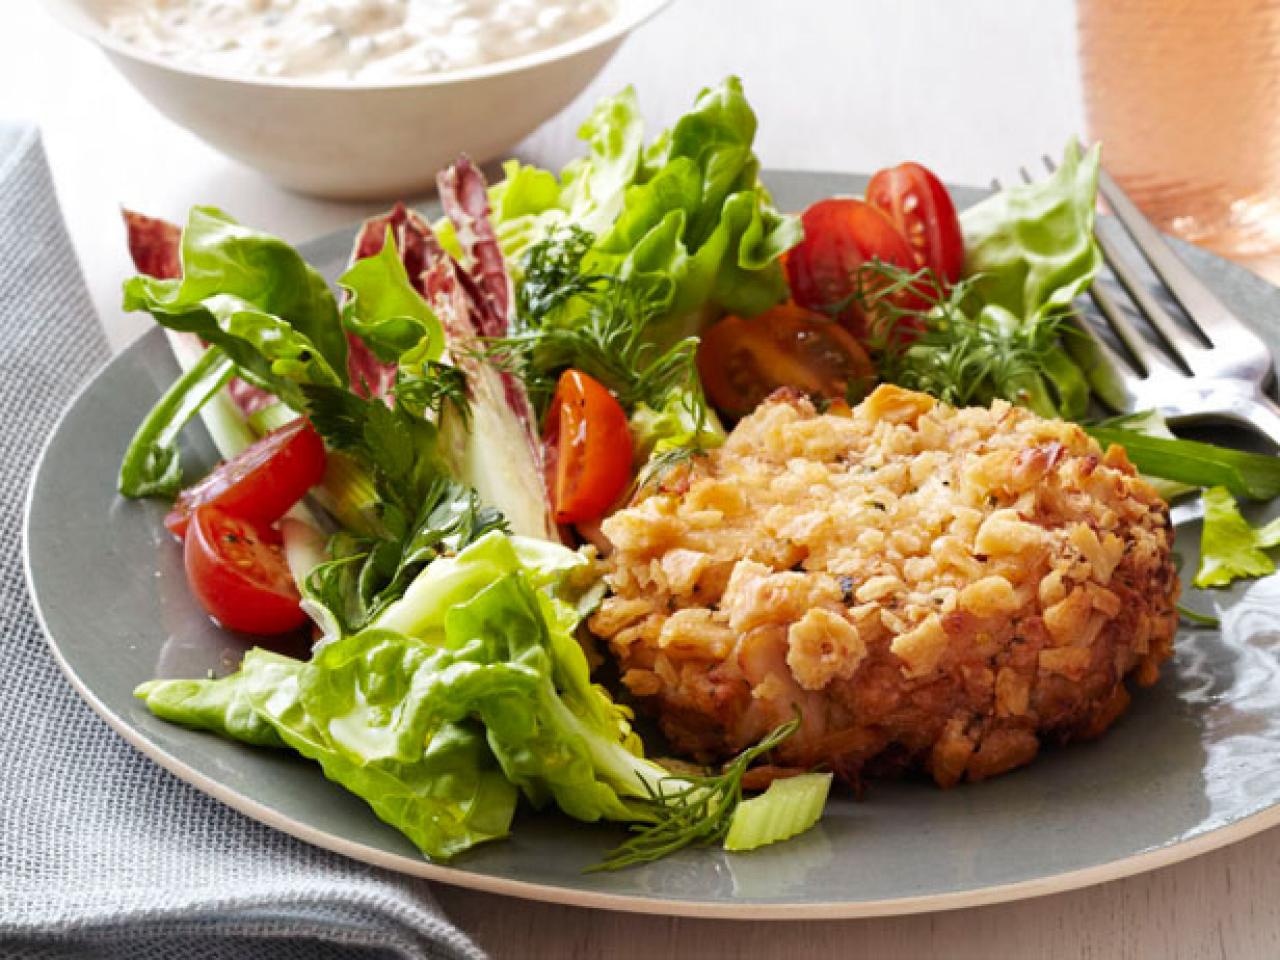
[514,225,602,329]
[590,715,800,872]
[489,228,701,416]
[850,260,1070,409]
[634,385,717,489]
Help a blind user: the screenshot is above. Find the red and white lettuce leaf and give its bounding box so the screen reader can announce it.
[123,210,183,280]
[436,159,544,445]
[420,216,559,542]
[344,182,556,541]
[437,155,513,336]
[342,203,439,403]
[122,209,278,418]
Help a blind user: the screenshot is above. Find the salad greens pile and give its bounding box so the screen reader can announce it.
[471,76,802,464]
[119,78,809,867]
[465,77,800,330]
[139,534,680,856]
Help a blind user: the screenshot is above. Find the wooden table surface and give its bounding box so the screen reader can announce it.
[8,1,1280,956]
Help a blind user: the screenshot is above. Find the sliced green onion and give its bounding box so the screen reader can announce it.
[724,772,832,853]
[164,330,256,461]
[1178,604,1221,628]
[1090,411,1195,501]
[1085,423,1280,501]
[118,345,236,498]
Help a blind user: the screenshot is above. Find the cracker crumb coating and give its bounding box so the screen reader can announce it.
[590,385,1179,786]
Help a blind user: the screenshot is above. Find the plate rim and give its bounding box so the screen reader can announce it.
[24,176,1280,919]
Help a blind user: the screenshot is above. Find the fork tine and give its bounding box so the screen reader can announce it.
[1091,276,1186,383]
[1093,222,1207,372]
[1092,163,1266,352]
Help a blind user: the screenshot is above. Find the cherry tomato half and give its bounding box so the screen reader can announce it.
[785,197,918,338]
[866,162,964,283]
[543,370,632,524]
[697,304,876,419]
[165,419,327,539]
[184,506,307,635]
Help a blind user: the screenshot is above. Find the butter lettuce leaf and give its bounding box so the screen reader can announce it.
[961,142,1102,325]
[487,77,799,338]
[954,142,1103,420]
[135,653,293,749]
[122,207,348,410]
[337,229,444,364]
[135,533,671,861]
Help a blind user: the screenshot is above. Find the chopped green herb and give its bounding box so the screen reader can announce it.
[591,715,800,871]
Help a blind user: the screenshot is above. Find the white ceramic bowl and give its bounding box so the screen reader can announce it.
[48,0,670,199]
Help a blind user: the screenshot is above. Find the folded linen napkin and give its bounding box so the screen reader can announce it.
[0,124,485,960]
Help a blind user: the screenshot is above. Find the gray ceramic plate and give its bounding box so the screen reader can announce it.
[24,172,1280,919]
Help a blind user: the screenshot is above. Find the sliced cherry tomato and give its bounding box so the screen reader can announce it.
[697,304,876,419]
[785,197,919,338]
[543,369,632,524]
[184,506,307,635]
[165,419,326,539]
[866,162,964,283]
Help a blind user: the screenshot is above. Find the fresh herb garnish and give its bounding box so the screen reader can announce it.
[488,228,700,415]
[851,260,1074,413]
[591,715,800,871]
[513,225,602,329]
[395,359,471,427]
[301,382,507,634]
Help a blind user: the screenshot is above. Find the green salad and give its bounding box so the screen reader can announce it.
[118,77,1280,867]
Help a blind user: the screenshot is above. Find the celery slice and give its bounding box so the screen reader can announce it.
[247,401,302,437]
[310,450,381,539]
[723,772,831,853]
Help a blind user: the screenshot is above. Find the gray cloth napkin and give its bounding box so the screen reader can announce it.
[0,125,487,960]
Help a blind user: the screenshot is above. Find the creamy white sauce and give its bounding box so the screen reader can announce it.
[108,0,616,81]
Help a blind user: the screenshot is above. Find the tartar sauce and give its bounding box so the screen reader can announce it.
[108,0,616,81]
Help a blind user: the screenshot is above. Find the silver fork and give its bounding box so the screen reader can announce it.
[999,158,1280,446]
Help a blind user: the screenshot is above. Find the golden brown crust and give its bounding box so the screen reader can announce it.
[589,385,1180,787]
